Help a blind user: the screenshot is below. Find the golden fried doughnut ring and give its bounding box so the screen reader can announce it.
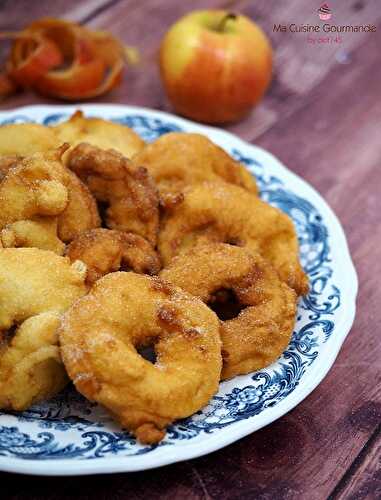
[158,182,308,296]
[68,143,159,246]
[0,148,100,253]
[0,123,61,156]
[60,272,222,444]
[160,243,297,379]
[66,228,161,286]
[133,132,258,202]
[54,111,145,161]
[0,248,87,410]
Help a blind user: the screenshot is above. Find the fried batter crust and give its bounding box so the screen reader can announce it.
[66,228,161,285]
[133,132,258,202]
[0,155,20,180]
[53,111,145,161]
[55,161,100,242]
[159,182,309,296]
[68,143,159,245]
[0,123,61,156]
[161,243,297,379]
[0,148,100,252]
[59,272,222,444]
[0,153,69,253]
[0,248,87,410]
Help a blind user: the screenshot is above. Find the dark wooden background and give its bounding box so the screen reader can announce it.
[0,0,380,498]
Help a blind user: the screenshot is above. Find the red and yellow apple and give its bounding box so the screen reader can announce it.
[159,10,273,124]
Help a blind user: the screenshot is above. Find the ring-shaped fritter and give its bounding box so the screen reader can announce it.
[59,272,222,444]
[133,132,258,202]
[160,243,297,380]
[53,110,145,161]
[0,123,61,156]
[158,182,309,296]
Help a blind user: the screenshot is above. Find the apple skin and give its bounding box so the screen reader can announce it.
[159,10,273,124]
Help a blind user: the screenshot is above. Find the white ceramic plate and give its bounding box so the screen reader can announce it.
[0,105,357,476]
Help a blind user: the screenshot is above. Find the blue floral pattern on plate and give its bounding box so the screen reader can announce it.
[0,109,350,465]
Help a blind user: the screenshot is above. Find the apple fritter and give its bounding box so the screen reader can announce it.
[66,228,161,286]
[68,143,159,246]
[0,123,61,156]
[159,181,309,296]
[161,243,297,379]
[0,148,100,253]
[54,111,145,161]
[133,132,258,202]
[60,272,221,444]
[0,248,87,411]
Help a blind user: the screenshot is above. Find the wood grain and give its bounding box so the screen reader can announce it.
[0,0,380,498]
[331,426,381,500]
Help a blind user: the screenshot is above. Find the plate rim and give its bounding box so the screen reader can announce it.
[0,104,358,476]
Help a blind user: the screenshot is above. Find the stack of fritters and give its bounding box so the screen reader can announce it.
[0,112,308,443]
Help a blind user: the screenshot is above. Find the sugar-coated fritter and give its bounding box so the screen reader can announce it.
[68,143,159,245]
[161,243,297,379]
[60,272,222,444]
[54,111,145,160]
[0,123,61,156]
[0,248,87,411]
[133,132,258,202]
[66,228,161,286]
[0,116,309,433]
[159,182,309,296]
[55,159,101,243]
[0,152,69,253]
[0,148,100,253]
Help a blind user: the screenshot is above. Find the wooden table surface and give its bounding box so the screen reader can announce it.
[0,1,380,498]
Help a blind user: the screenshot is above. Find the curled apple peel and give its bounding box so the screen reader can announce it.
[0,18,137,100]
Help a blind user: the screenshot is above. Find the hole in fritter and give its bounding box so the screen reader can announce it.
[98,201,109,227]
[120,262,132,273]
[0,323,18,346]
[225,237,242,246]
[207,288,245,321]
[136,339,157,364]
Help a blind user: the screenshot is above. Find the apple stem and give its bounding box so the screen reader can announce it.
[216,13,237,32]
